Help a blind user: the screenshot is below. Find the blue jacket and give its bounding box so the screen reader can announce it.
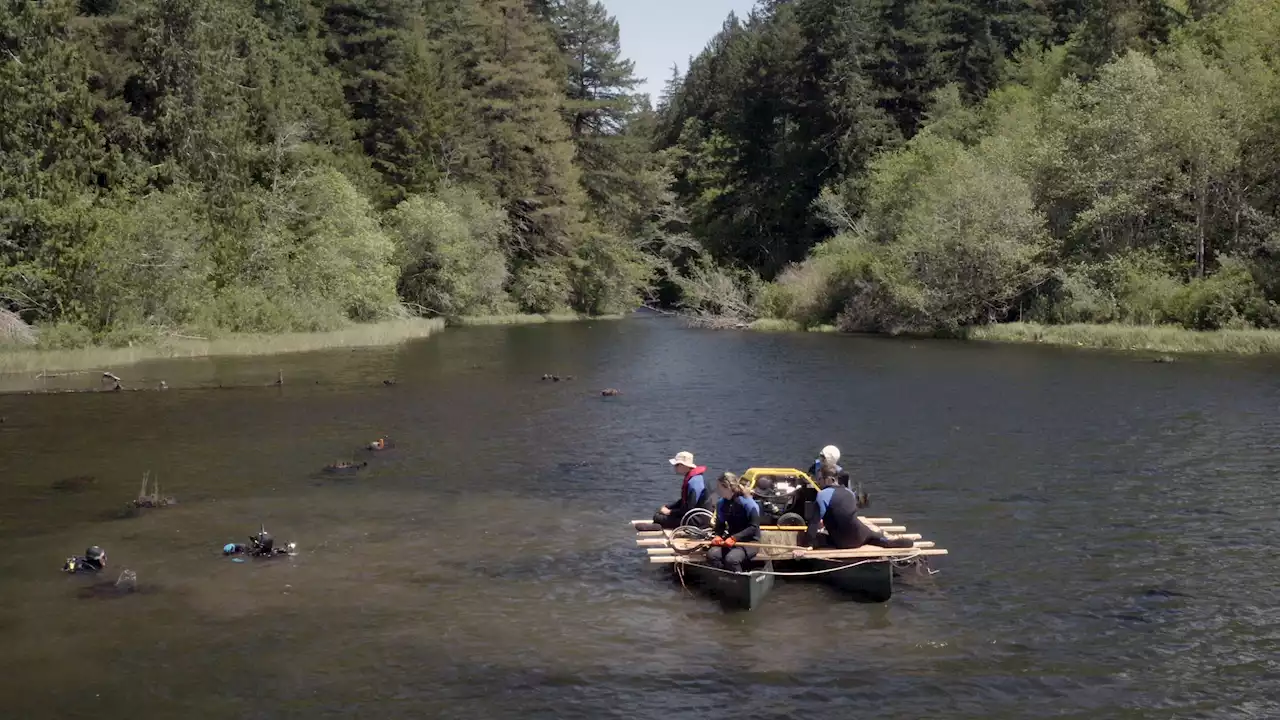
[669,466,712,516]
[714,495,762,543]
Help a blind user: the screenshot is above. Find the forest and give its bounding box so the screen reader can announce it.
[3,0,1279,349]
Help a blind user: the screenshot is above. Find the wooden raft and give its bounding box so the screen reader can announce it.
[630,517,948,564]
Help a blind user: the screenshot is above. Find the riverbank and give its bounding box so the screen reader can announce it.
[740,317,1280,355]
[0,312,632,378]
[963,322,1280,355]
[447,312,626,327]
[0,319,447,376]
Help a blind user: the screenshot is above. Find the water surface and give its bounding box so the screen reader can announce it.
[1,318,1278,719]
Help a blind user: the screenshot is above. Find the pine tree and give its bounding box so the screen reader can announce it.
[543,0,658,231]
[322,0,461,200]
[447,0,586,261]
[0,0,110,320]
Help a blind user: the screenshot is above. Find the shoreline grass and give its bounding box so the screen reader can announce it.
[747,319,838,333]
[964,322,1280,355]
[448,312,627,327]
[743,316,1280,354]
[0,318,446,377]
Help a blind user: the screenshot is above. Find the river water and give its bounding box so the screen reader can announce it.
[1,317,1278,719]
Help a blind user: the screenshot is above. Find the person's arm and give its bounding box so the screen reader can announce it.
[803,488,832,548]
[730,501,761,543]
[660,483,686,516]
[682,478,701,511]
[713,500,727,537]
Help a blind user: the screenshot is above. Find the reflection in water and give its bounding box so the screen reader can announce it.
[1,318,1280,719]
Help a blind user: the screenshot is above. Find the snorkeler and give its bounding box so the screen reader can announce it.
[63,546,107,573]
[223,528,296,558]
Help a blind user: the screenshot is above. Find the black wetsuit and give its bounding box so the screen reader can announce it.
[804,485,912,549]
[706,495,762,572]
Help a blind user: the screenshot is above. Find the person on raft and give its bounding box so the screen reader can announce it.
[63,545,107,573]
[706,473,762,573]
[809,445,842,484]
[651,450,713,529]
[223,528,296,558]
[794,465,912,557]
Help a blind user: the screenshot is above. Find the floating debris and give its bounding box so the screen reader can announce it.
[129,472,176,509]
[323,461,368,473]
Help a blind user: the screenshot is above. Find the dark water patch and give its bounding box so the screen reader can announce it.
[50,474,98,493]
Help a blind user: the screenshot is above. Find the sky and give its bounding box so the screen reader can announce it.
[601,0,759,105]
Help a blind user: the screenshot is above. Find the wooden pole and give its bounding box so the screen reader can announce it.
[631,518,895,528]
[648,547,948,564]
[647,540,936,556]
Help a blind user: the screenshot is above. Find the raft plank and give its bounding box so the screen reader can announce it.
[655,535,936,550]
[633,517,894,526]
[649,547,947,564]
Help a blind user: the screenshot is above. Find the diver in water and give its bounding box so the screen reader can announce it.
[63,546,107,573]
[794,467,913,556]
[223,528,296,558]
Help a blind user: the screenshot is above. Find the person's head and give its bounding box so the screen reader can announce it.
[817,457,839,479]
[668,451,695,474]
[85,546,106,568]
[820,445,841,465]
[715,472,744,500]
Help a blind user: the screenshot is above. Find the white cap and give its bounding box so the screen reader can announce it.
[668,451,695,467]
[820,445,841,463]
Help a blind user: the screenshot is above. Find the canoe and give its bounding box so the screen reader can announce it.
[794,557,893,603]
[670,559,776,611]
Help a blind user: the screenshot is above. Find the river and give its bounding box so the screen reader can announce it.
[1,317,1278,719]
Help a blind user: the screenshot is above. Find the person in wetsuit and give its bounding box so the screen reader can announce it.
[809,445,843,485]
[706,473,762,573]
[794,467,913,556]
[63,546,107,573]
[223,528,295,557]
[651,451,714,529]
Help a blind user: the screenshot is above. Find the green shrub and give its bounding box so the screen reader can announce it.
[1169,257,1270,330]
[35,322,94,350]
[197,286,346,335]
[79,188,214,332]
[281,168,400,322]
[671,257,763,321]
[387,186,512,317]
[568,231,656,316]
[510,263,571,314]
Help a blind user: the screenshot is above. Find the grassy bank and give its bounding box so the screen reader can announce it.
[448,312,627,327]
[964,322,1280,355]
[0,318,446,376]
[741,316,1280,355]
[747,319,838,333]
